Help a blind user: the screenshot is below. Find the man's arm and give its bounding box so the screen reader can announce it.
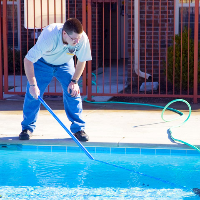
[68,60,86,97]
[72,60,86,81]
[24,58,40,99]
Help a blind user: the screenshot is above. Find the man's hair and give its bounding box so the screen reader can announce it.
[63,18,83,35]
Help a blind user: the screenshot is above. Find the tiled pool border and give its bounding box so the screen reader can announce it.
[0,144,200,156]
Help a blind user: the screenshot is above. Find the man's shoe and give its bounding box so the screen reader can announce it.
[74,130,89,142]
[19,130,32,140]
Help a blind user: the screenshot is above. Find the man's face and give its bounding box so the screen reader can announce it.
[62,31,82,46]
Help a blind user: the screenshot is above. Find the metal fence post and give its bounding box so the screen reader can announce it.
[3,0,8,95]
[193,0,199,103]
[82,0,87,96]
[0,0,3,99]
[87,0,92,101]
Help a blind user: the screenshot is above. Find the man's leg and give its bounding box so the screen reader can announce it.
[55,59,88,141]
[20,59,53,139]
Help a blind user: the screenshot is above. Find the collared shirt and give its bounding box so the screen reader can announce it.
[25,23,92,65]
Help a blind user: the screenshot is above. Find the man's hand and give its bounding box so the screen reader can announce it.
[29,85,40,99]
[67,82,80,97]
[24,58,40,99]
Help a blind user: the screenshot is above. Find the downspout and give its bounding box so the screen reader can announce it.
[134,0,151,80]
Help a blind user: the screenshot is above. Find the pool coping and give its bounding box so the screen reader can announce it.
[1,98,200,157]
[1,143,200,156]
[0,138,200,147]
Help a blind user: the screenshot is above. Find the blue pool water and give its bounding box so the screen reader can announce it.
[0,145,200,199]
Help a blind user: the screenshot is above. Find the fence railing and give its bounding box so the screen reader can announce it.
[1,0,200,103]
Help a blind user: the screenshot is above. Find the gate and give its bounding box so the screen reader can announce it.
[1,0,200,103]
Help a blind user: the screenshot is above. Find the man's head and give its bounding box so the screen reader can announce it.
[62,18,83,46]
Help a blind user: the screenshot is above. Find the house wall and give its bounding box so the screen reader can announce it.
[127,0,174,85]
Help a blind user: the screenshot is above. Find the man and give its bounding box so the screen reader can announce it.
[19,18,92,142]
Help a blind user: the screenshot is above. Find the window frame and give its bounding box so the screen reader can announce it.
[175,0,197,35]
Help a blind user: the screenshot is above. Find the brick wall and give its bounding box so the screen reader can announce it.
[127,0,174,85]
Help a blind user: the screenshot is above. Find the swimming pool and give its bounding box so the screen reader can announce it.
[0,145,200,199]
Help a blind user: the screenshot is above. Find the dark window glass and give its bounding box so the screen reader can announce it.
[179,7,199,39]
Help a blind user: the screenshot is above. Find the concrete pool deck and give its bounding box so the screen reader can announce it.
[0,95,200,150]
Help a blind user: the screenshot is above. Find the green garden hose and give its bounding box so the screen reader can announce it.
[162,99,200,153]
[84,98,200,153]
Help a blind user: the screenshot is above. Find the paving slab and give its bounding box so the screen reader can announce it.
[0,95,200,150]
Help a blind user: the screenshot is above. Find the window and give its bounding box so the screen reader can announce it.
[176,0,200,39]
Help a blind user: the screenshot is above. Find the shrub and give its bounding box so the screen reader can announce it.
[7,47,22,74]
[2,47,26,75]
[164,27,200,90]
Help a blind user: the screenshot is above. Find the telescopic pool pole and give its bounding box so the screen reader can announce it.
[38,96,94,160]
[38,96,200,196]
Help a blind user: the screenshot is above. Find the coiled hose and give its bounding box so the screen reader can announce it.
[84,98,200,153]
